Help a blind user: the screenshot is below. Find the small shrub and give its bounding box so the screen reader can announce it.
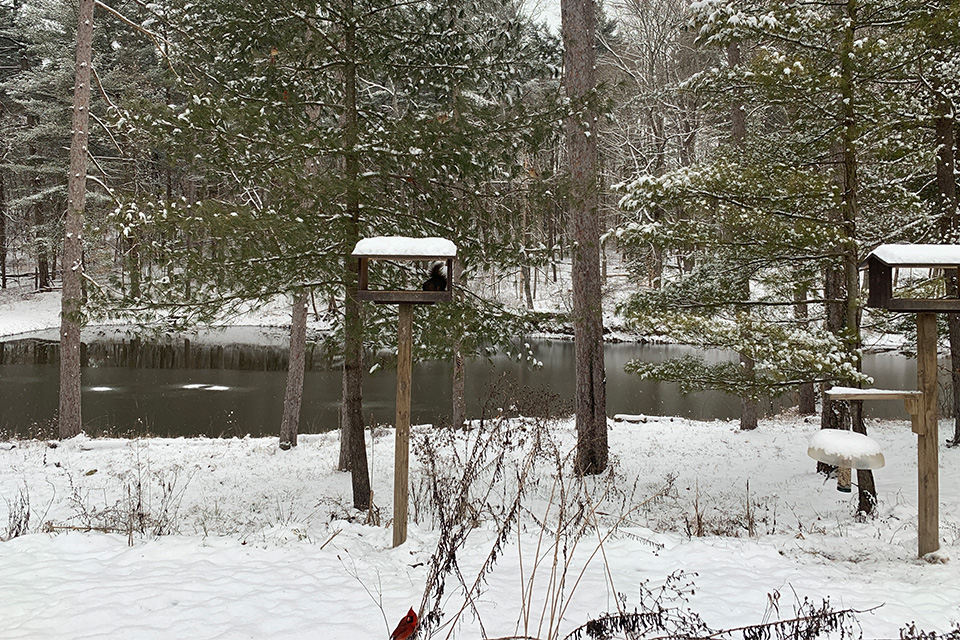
[4,486,31,540]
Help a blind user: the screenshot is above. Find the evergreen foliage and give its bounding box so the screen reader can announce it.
[613,0,958,401]
[98,0,564,359]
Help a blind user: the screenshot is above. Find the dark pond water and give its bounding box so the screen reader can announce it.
[0,327,931,439]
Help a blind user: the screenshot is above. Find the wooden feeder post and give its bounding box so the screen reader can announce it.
[351,236,457,548]
[393,302,414,548]
[917,312,939,556]
[859,244,960,558]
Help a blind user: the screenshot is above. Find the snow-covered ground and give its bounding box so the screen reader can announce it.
[0,288,63,338]
[2,413,959,638]
[0,286,329,355]
[3,286,959,639]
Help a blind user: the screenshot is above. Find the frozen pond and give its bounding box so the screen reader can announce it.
[0,328,928,438]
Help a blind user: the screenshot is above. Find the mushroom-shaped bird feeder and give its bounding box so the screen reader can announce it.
[807,429,885,493]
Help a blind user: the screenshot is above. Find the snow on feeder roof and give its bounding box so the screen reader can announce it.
[352,236,457,260]
[807,429,885,470]
[863,244,960,268]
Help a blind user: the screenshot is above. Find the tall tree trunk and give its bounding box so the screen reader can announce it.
[522,259,534,309]
[20,49,49,291]
[34,201,49,289]
[59,0,95,440]
[0,173,6,289]
[794,282,817,414]
[521,202,534,309]
[728,44,746,143]
[727,42,758,431]
[563,0,608,475]
[126,234,141,299]
[944,271,960,446]
[837,0,874,514]
[338,1,371,510]
[648,109,666,289]
[280,290,308,450]
[934,85,960,444]
[820,265,846,439]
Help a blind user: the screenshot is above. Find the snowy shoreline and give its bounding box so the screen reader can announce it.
[0,288,907,353]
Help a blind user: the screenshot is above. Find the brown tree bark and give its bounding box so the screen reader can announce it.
[19,50,50,291]
[33,200,49,290]
[727,42,758,431]
[820,265,846,439]
[727,43,746,144]
[563,0,608,474]
[0,173,6,289]
[837,0,874,514]
[280,290,308,449]
[933,84,960,444]
[59,0,95,439]
[337,0,371,510]
[794,283,817,414]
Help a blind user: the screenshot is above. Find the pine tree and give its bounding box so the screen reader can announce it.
[59,0,95,439]
[908,1,960,443]
[616,0,951,513]
[1,0,77,291]
[105,0,563,508]
[562,0,608,474]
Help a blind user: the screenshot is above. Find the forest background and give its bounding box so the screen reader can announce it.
[1,0,959,513]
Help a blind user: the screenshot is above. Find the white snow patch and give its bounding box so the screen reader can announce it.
[807,428,885,469]
[0,289,62,337]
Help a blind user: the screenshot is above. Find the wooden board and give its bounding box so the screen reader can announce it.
[886,298,960,313]
[357,290,451,304]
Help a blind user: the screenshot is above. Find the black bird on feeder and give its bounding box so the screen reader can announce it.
[422,262,447,291]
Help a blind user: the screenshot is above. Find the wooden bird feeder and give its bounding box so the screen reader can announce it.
[863,244,960,312]
[353,236,456,304]
[827,243,960,558]
[351,236,457,548]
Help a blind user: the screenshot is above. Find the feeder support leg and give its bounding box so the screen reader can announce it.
[393,303,414,548]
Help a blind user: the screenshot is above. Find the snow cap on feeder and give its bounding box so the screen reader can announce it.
[807,429,884,493]
[807,429,885,469]
[352,236,457,259]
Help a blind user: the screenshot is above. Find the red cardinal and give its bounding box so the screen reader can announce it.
[389,608,418,640]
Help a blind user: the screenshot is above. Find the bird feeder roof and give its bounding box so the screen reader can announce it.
[807,429,885,470]
[352,236,457,261]
[863,244,960,269]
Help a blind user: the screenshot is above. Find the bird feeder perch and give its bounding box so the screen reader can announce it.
[350,236,457,549]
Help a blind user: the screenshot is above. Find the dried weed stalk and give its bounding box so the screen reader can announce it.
[563,576,864,640]
[4,486,31,540]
